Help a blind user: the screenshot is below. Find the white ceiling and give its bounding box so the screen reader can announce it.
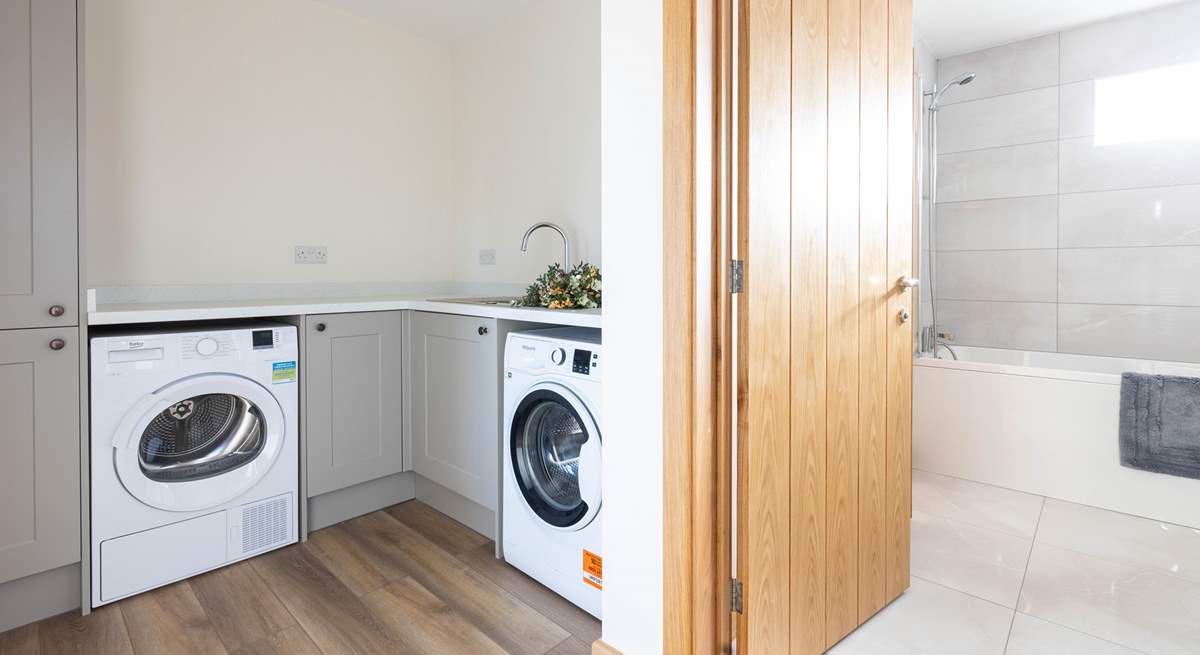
[313,0,540,43]
[915,0,1188,57]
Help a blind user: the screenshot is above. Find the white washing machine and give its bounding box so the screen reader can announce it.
[503,327,602,618]
[90,323,299,607]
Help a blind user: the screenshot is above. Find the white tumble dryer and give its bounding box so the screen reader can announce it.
[89,323,299,607]
[503,327,602,618]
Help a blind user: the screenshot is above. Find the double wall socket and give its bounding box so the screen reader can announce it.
[294,245,328,264]
[479,248,497,265]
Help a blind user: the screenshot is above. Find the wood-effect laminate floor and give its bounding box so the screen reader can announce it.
[0,501,600,655]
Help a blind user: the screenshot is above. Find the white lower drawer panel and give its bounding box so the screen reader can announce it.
[100,510,227,602]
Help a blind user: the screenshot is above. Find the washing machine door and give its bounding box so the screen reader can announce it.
[110,373,286,512]
[509,381,602,531]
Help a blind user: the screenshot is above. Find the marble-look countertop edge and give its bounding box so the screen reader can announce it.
[87,297,601,329]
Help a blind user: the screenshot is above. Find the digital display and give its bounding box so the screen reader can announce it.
[252,330,274,349]
[573,349,592,374]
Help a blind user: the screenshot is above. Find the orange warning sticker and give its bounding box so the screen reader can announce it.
[583,549,603,590]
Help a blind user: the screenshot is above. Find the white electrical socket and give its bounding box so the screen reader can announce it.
[294,245,328,264]
[479,248,497,265]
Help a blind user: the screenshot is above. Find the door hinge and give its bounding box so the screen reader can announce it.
[730,578,744,614]
[729,260,744,294]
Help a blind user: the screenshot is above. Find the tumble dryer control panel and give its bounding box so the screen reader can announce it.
[93,325,298,377]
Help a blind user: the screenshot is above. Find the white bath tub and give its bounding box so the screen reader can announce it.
[914,346,1200,529]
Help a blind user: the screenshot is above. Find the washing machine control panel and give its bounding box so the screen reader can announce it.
[572,349,598,375]
[508,339,600,378]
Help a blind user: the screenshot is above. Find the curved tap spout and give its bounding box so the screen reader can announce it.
[520,222,571,268]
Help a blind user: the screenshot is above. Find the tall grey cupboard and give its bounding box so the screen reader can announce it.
[0,0,83,631]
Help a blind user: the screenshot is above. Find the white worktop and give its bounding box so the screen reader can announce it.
[87,287,601,328]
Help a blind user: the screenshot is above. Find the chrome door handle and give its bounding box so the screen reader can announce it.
[897,276,920,290]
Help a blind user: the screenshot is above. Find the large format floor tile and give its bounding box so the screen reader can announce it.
[1036,499,1200,584]
[911,510,1032,608]
[913,469,1045,539]
[1006,613,1144,655]
[829,578,1013,654]
[1019,543,1200,654]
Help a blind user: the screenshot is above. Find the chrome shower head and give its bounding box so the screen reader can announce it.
[929,72,976,110]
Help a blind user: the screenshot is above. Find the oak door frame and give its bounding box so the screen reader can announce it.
[663,0,734,653]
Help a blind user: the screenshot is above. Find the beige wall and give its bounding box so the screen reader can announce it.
[85,0,457,286]
[449,1,601,284]
[86,0,601,290]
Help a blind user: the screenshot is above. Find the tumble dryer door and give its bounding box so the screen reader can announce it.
[509,381,602,530]
[110,373,286,512]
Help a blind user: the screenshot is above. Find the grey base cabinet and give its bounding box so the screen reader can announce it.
[305,312,405,497]
[0,328,80,584]
[409,312,499,510]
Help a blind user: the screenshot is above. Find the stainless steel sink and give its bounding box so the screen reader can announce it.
[428,296,521,306]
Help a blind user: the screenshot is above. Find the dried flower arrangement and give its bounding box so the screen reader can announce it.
[512,262,602,309]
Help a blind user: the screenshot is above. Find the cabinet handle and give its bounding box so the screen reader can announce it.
[315,323,327,332]
[478,326,489,336]
[48,304,66,317]
[49,338,66,351]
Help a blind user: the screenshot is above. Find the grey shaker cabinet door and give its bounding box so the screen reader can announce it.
[304,312,404,497]
[0,327,80,584]
[0,0,79,329]
[409,312,499,510]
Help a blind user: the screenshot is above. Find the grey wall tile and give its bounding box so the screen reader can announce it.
[1058,81,1093,139]
[930,5,1200,361]
[936,300,1057,351]
[919,297,934,332]
[1060,1,1200,83]
[1059,136,1200,194]
[935,87,1059,154]
[1059,246,1200,306]
[937,141,1058,202]
[1060,185,1200,248]
[1059,304,1200,363]
[938,33,1059,105]
[935,249,1057,302]
[936,195,1058,251]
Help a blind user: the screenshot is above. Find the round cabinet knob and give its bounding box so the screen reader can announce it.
[196,337,219,356]
[477,326,489,336]
[898,308,911,324]
[315,323,327,332]
[48,305,66,317]
[48,338,66,351]
[550,347,567,366]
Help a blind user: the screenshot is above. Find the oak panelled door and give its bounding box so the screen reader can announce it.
[736,0,915,652]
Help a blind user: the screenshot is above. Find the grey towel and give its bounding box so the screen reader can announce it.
[1120,373,1200,480]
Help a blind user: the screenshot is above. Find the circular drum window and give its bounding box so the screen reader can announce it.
[510,389,597,528]
[138,393,265,482]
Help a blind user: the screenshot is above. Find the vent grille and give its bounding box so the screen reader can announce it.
[240,495,289,555]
